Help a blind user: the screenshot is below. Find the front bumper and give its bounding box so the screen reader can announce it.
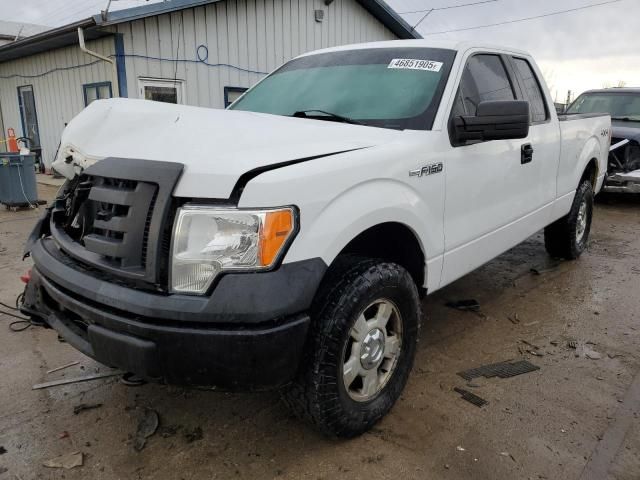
[25,238,326,389]
[603,170,640,194]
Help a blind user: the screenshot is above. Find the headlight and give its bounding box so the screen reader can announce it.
[170,206,296,294]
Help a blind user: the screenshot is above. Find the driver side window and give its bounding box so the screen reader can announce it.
[456,54,516,116]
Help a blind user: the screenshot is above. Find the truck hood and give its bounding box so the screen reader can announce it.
[611,120,640,143]
[52,98,402,198]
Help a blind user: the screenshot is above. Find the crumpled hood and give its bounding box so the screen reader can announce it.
[612,120,640,143]
[53,98,402,198]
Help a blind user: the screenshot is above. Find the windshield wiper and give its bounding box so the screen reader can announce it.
[292,110,364,125]
[611,116,640,122]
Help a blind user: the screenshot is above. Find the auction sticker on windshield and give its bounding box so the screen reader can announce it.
[388,59,443,72]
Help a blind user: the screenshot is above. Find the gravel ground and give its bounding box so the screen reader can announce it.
[0,184,638,480]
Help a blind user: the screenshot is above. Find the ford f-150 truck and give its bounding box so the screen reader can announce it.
[22,40,610,437]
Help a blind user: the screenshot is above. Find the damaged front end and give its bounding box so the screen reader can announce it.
[605,136,640,194]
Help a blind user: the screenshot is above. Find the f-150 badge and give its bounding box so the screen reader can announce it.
[409,162,443,178]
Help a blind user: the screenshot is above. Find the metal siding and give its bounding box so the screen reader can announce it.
[0,37,115,168]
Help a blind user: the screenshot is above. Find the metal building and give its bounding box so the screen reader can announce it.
[0,0,419,169]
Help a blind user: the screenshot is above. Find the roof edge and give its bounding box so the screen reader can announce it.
[0,18,98,62]
[355,0,422,40]
[94,0,220,25]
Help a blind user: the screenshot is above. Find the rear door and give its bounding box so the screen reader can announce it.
[507,56,560,212]
[440,52,543,287]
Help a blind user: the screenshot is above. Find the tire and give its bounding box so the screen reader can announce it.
[282,256,421,437]
[544,180,594,259]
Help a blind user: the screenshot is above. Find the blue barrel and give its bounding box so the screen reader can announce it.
[0,153,39,207]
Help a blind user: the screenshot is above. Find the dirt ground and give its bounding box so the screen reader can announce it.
[0,184,638,480]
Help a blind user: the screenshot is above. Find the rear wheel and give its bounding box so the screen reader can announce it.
[282,257,420,437]
[544,180,594,259]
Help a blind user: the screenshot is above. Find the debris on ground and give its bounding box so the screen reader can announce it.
[456,446,466,452]
[159,425,180,438]
[569,340,603,359]
[184,426,203,443]
[529,264,559,275]
[32,370,124,390]
[134,409,159,452]
[0,467,7,475]
[446,299,480,312]
[454,387,488,408]
[46,361,80,375]
[120,372,147,387]
[73,403,103,415]
[508,313,520,324]
[499,451,516,462]
[58,431,69,439]
[42,451,84,469]
[458,360,540,382]
[0,446,6,454]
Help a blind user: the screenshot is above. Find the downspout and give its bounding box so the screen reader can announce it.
[77,27,119,98]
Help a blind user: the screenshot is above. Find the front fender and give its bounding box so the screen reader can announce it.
[284,179,443,291]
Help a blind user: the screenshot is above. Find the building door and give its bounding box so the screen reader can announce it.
[17,85,41,148]
[138,78,184,104]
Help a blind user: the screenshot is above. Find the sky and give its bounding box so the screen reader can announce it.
[0,0,638,101]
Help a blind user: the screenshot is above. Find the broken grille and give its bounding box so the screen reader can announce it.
[50,158,184,287]
[82,176,157,269]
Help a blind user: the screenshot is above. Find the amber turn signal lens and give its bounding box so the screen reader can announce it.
[259,210,294,266]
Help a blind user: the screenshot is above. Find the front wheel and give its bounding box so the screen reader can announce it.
[282,257,420,437]
[544,179,594,259]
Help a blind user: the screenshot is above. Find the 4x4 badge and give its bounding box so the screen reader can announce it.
[409,162,443,178]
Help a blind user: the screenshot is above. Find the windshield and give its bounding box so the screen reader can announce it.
[229,47,456,130]
[566,92,640,120]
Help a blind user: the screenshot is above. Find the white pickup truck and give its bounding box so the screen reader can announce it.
[23,40,610,437]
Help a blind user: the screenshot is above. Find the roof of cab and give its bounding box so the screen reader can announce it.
[297,39,531,58]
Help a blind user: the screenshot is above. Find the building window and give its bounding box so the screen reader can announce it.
[224,87,248,108]
[138,78,184,104]
[83,82,112,106]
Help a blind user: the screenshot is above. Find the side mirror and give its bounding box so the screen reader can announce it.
[452,100,530,144]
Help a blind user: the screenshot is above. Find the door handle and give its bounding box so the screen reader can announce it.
[521,144,534,164]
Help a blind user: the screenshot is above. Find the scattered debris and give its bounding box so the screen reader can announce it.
[530,265,558,275]
[32,370,124,390]
[456,446,466,452]
[454,387,488,408]
[184,426,203,443]
[0,446,6,454]
[571,341,603,360]
[159,425,179,438]
[73,403,103,415]
[508,313,520,324]
[0,467,6,475]
[134,409,159,452]
[523,321,540,327]
[499,451,516,462]
[58,431,69,439]
[446,299,480,312]
[458,360,540,382]
[43,452,83,469]
[120,372,147,387]
[46,361,80,375]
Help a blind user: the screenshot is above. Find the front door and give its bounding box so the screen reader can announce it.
[17,85,41,148]
[440,53,537,287]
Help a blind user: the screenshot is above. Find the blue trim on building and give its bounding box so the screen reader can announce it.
[114,33,128,97]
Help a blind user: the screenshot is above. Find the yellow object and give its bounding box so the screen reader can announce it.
[259,210,294,266]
